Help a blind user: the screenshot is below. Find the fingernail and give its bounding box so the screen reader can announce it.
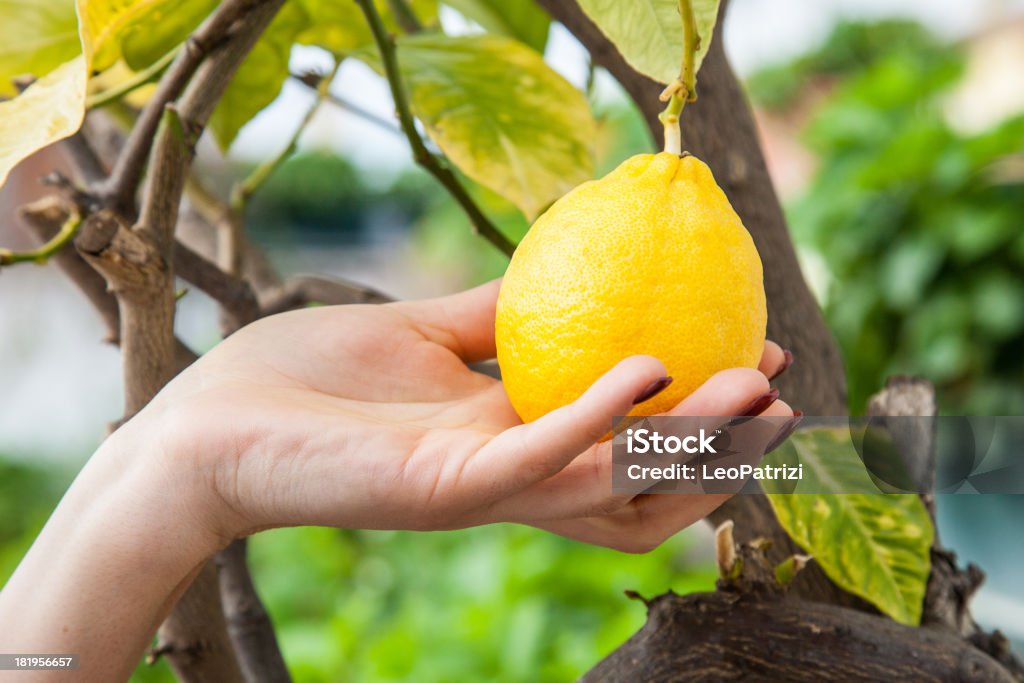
[765,411,803,454]
[633,376,673,405]
[770,349,794,381]
[738,388,780,417]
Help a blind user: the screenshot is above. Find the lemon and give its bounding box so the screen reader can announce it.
[495,152,766,423]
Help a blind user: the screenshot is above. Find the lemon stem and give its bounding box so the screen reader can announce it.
[658,0,699,155]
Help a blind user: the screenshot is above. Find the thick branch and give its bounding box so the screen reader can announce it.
[102,0,266,215]
[75,210,177,415]
[70,2,289,681]
[354,0,516,258]
[217,540,291,683]
[582,592,1016,683]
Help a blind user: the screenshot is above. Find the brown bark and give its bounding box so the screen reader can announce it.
[45,1,290,680]
[130,2,288,680]
[537,2,1023,681]
[581,591,1016,683]
[217,540,291,683]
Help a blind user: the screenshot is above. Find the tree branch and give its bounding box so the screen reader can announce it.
[259,274,394,315]
[293,72,403,137]
[582,591,1017,683]
[86,46,179,111]
[217,60,341,281]
[74,209,178,415]
[354,0,517,258]
[1,208,81,265]
[101,0,264,216]
[17,197,120,343]
[174,240,260,331]
[217,540,291,683]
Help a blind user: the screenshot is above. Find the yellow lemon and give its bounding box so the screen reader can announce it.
[495,152,766,423]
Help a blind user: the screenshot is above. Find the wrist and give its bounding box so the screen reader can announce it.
[96,409,239,560]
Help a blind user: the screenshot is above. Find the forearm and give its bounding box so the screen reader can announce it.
[0,419,224,681]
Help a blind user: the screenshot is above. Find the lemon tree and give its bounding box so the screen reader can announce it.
[0,0,978,680]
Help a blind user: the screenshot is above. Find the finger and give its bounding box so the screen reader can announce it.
[395,279,501,362]
[466,355,667,501]
[536,399,795,552]
[665,367,772,417]
[759,341,792,380]
[490,369,784,524]
[758,341,785,378]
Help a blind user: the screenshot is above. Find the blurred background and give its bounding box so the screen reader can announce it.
[1,0,1023,680]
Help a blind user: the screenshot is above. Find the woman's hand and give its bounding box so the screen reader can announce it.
[0,279,792,681]
[145,279,794,551]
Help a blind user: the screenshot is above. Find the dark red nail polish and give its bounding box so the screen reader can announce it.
[770,349,794,381]
[739,388,780,417]
[633,376,673,405]
[765,411,803,454]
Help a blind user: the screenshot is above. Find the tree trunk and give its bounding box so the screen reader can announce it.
[535,2,1023,680]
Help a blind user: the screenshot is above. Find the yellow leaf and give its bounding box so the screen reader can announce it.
[0,0,80,96]
[0,56,87,187]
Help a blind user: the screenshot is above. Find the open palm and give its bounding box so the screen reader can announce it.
[151,280,792,551]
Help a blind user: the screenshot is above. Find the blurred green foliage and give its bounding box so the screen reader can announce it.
[0,457,714,683]
[246,525,714,682]
[747,20,946,111]
[0,458,69,583]
[748,21,1024,414]
[243,151,431,244]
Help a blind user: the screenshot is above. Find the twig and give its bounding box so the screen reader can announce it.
[231,61,342,220]
[62,130,108,184]
[175,240,261,330]
[1,208,81,265]
[17,197,120,343]
[102,0,261,216]
[182,176,284,291]
[292,72,402,136]
[87,46,179,110]
[260,274,393,315]
[385,0,424,33]
[657,0,699,155]
[216,62,340,278]
[354,0,517,258]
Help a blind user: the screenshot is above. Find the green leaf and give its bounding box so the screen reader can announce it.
[119,0,218,71]
[0,56,87,187]
[764,427,933,625]
[209,0,309,150]
[443,0,550,53]
[77,0,178,70]
[0,0,81,96]
[575,0,720,85]
[298,0,438,55]
[357,34,595,219]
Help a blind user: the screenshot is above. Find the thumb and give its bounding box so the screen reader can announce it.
[473,355,669,498]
